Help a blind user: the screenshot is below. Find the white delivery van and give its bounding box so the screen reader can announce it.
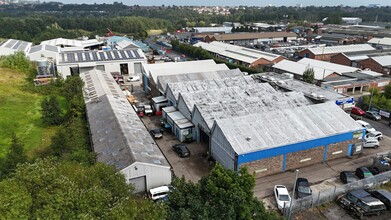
[149,186,169,201]
[356,120,376,133]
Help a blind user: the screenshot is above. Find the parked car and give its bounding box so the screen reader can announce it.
[351,106,366,116]
[356,120,376,133]
[294,178,312,199]
[370,189,391,210]
[274,185,291,211]
[337,189,386,218]
[340,171,357,184]
[366,131,383,141]
[355,167,374,179]
[143,104,154,116]
[363,138,379,149]
[148,186,170,202]
[127,75,140,82]
[172,143,190,158]
[150,128,163,139]
[364,111,381,121]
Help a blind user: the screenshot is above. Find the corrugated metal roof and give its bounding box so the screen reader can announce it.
[215,102,362,155]
[58,49,145,64]
[273,60,335,80]
[158,69,243,93]
[371,55,391,67]
[194,41,281,64]
[298,58,359,74]
[209,32,297,41]
[40,38,102,48]
[307,44,375,55]
[368,37,391,46]
[0,39,32,53]
[81,69,170,170]
[193,27,232,33]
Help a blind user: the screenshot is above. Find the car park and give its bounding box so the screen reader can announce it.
[351,106,366,116]
[274,185,291,211]
[370,189,391,210]
[366,131,383,141]
[355,167,374,179]
[172,144,190,158]
[356,120,376,133]
[337,189,386,218]
[340,171,357,184]
[294,178,312,199]
[150,128,163,139]
[364,111,381,121]
[363,138,379,149]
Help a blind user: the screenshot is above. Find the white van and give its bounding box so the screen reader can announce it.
[149,186,169,201]
[356,120,376,133]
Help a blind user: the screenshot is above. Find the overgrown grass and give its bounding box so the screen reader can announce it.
[0,68,60,158]
[147,29,165,35]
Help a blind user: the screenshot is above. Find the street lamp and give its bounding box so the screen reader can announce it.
[288,169,299,220]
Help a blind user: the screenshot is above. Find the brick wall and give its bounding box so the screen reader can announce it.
[358,58,386,74]
[285,146,324,171]
[330,53,352,66]
[326,140,353,160]
[241,155,283,177]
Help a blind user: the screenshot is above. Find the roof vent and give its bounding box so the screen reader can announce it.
[246,137,251,141]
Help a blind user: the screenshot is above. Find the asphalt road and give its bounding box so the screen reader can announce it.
[361,117,391,137]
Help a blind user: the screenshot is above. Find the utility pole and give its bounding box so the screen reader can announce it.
[288,169,299,220]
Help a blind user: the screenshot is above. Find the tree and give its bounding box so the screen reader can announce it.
[41,96,63,126]
[384,84,391,99]
[61,76,84,102]
[303,67,315,84]
[0,158,166,219]
[167,164,281,220]
[1,134,28,177]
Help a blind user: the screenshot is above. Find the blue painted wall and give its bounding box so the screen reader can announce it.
[237,130,358,167]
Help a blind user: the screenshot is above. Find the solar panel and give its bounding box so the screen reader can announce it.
[19,42,29,51]
[106,51,113,60]
[85,52,91,61]
[29,45,42,54]
[134,50,141,58]
[4,39,17,49]
[77,52,83,62]
[67,53,75,63]
[113,50,120,59]
[92,51,99,60]
[12,41,23,50]
[119,50,128,59]
[99,52,105,60]
[0,40,6,47]
[45,45,59,53]
[126,50,134,59]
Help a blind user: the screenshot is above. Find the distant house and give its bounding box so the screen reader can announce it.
[299,44,376,61]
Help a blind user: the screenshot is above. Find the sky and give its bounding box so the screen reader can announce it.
[57,0,390,7]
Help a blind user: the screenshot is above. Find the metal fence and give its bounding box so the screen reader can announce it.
[282,170,391,218]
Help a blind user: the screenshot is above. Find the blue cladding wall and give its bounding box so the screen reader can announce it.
[237,131,357,166]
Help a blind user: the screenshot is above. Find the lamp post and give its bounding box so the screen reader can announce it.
[288,169,299,220]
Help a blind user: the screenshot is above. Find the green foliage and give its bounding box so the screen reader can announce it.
[303,67,315,84]
[383,84,391,99]
[167,164,281,220]
[41,96,63,126]
[0,158,166,219]
[1,134,28,177]
[0,51,35,76]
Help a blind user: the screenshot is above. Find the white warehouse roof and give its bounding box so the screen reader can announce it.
[40,38,102,48]
[214,102,362,155]
[273,60,335,80]
[193,26,232,34]
[368,37,391,46]
[298,58,358,74]
[59,49,145,64]
[307,44,375,55]
[194,41,282,64]
[371,55,391,67]
[0,39,32,55]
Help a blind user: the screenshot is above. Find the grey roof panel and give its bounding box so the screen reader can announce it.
[59,49,144,64]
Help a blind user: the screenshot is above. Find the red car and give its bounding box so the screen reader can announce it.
[351,106,366,116]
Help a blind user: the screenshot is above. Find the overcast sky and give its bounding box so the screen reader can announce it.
[57,0,390,7]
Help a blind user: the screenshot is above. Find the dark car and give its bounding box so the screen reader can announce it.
[150,128,163,139]
[172,144,190,158]
[337,189,386,218]
[340,171,357,184]
[364,111,381,121]
[370,189,391,210]
[356,167,373,179]
[294,178,312,199]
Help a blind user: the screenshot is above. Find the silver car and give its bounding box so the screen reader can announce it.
[363,138,380,149]
[365,111,381,121]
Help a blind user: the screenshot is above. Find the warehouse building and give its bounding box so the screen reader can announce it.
[211,102,364,176]
[193,26,233,34]
[27,44,60,62]
[0,39,32,56]
[358,55,391,74]
[80,68,171,193]
[141,59,229,96]
[40,37,103,50]
[299,44,376,61]
[330,49,391,67]
[368,37,391,49]
[57,49,146,77]
[204,32,297,45]
[194,41,285,68]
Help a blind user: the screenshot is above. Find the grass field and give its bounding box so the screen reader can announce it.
[147,29,165,35]
[0,68,59,158]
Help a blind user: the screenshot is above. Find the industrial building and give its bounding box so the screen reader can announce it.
[160,71,364,177]
[299,44,376,61]
[192,26,233,34]
[194,41,285,68]
[141,59,229,96]
[204,32,297,45]
[40,37,103,50]
[330,49,391,67]
[27,44,60,62]
[358,55,391,75]
[0,39,32,56]
[57,49,146,77]
[80,68,171,193]
[368,37,391,49]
